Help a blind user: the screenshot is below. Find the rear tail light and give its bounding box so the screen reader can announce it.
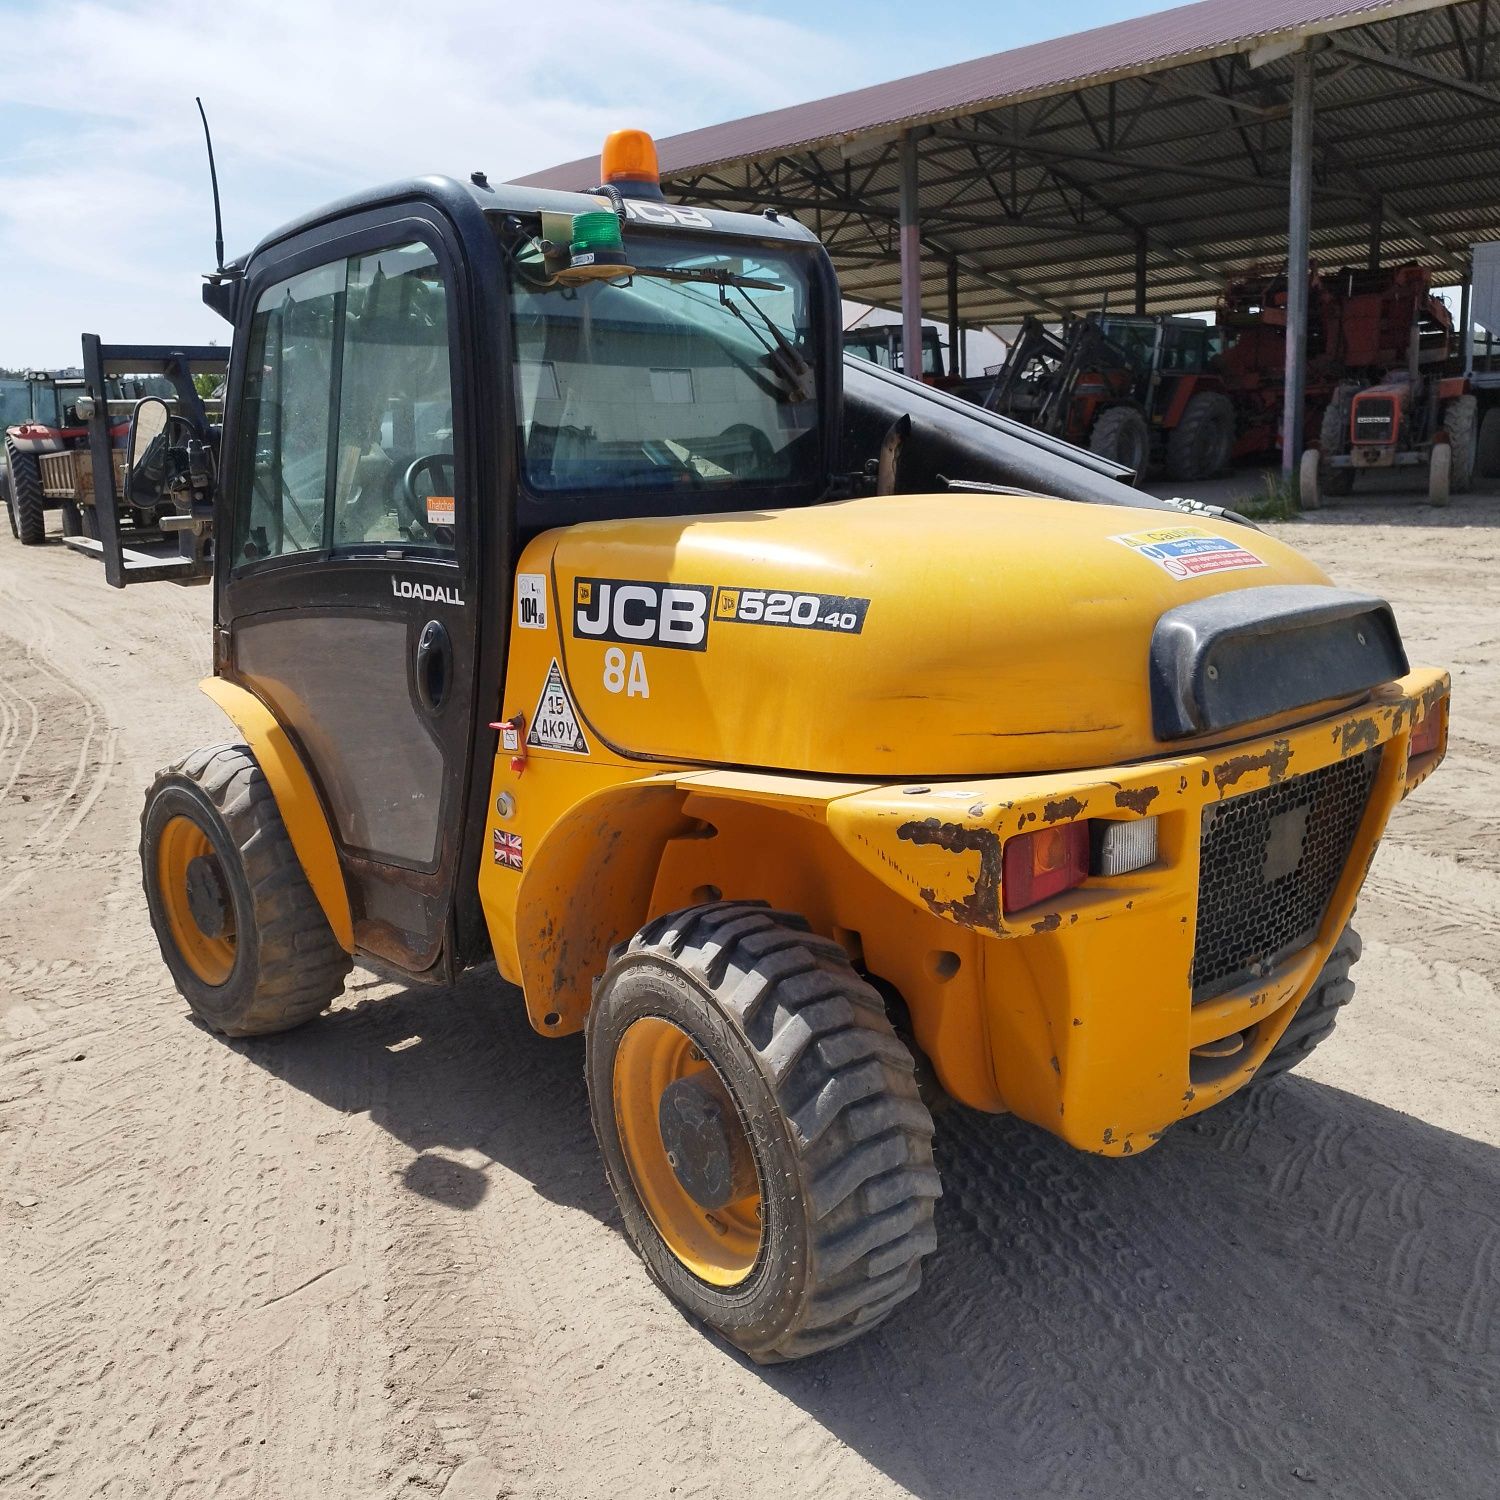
[1410,709,1443,758]
[1003,824,1089,914]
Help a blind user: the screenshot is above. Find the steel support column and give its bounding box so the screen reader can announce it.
[1461,270,1474,372]
[946,258,961,378]
[1134,232,1148,314]
[1368,195,1382,271]
[1281,50,1315,478]
[899,130,923,376]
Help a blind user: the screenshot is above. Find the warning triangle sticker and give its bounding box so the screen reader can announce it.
[526,659,589,755]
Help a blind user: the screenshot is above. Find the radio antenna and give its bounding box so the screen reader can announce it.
[195,96,226,275]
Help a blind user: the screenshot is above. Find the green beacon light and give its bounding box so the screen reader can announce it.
[568,210,628,273]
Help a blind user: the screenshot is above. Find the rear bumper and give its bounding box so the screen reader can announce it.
[826,667,1449,1154]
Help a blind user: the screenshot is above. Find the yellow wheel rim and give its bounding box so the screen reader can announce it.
[156,815,236,986]
[613,1016,763,1287]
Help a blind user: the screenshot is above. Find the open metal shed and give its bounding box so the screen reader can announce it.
[521,0,1500,470]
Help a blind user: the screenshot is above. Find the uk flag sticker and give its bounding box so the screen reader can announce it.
[492,829,523,870]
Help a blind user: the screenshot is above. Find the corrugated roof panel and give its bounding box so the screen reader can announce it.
[520,0,1439,188]
[515,1,1500,328]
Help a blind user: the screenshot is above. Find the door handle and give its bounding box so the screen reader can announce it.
[415,619,451,714]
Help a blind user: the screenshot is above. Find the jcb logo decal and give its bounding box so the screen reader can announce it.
[573,578,712,652]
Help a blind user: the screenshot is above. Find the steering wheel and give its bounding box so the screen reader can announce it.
[718,422,776,475]
[401,453,455,535]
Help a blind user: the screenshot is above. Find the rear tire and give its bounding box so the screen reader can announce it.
[1316,386,1358,497]
[1476,405,1500,479]
[587,901,940,1362]
[1253,927,1361,1082]
[141,743,351,1036]
[1441,394,1477,494]
[1165,390,1234,481]
[1089,404,1151,484]
[4,437,46,545]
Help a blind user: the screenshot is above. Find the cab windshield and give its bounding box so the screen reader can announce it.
[505,228,821,512]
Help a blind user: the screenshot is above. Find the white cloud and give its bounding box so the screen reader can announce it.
[0,0,857,363]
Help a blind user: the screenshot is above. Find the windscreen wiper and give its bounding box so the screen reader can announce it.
[630,266,813,403]
[713,282,816,404]
[634,266,784,292]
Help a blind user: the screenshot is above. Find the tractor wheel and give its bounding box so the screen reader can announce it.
[1088,404,1151,484]
[1441,394,1478,494]
[4,437,46,545]
[1253,927,1360,1083]
[1429,442,1452,507]
[140,743,351,1036]
[587,901,940,1362]
[1476,406,1500,479]
[1315,386,1358,497]
[1165,391,1234,481]
[1298,448,1322,510]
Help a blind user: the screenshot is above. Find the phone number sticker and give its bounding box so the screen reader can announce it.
[713,587,869,634]
[1111,525,1264,580]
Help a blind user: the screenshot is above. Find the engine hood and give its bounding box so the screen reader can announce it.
[526,493,1343,777]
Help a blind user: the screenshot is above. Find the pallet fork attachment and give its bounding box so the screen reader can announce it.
[76,334,228,588]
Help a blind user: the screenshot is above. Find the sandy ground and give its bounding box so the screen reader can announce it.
[1,485,1497,1500]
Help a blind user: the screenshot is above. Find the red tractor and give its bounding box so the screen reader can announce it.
[1299,266,1472,506]
[1216,262,1468,505]
[980,311,1234,483]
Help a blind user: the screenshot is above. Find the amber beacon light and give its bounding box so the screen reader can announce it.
[600,129,664,196]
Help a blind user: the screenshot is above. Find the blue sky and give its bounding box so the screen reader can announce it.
[0,0,1170,364]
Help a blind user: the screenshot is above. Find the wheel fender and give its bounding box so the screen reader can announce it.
[512,778,694,1035]
[198,677,354,952]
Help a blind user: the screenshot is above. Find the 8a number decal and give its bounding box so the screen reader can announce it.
[603,646,650,698]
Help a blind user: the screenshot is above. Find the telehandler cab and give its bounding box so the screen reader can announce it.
[138,130,1449,1361]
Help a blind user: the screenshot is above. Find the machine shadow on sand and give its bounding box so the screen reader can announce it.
[223,962,1500,1500]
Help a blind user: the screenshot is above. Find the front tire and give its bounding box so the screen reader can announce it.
[1165,390,1234,481]
[1429,441,1452,507]
[587,902,940,1361]
[1299,448,1322,510]
[4,437,46,544]
[141,744,351,1036]
[1088,404,1151,484]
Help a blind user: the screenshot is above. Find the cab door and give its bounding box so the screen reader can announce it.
[218,209,485,975]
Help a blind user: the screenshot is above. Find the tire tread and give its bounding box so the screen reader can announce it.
[141,743,350,1035]
[599,900,939,1360]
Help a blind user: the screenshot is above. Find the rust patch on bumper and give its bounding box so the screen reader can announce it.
[1113,784,1160,815]
[898,817,1003,929]
[1339,715,1382,758]
[1043,795,1086,824]
[1212,737,1291,795]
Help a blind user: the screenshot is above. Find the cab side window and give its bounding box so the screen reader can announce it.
[332,243,456,552]
[233,261,344,563]
[232,241,457,568]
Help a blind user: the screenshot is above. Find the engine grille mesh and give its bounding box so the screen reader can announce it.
[1352,395,1397,445]
[1191,749,1381,1002]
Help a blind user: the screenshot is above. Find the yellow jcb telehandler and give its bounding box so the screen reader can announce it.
[132,131,1449,1360]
